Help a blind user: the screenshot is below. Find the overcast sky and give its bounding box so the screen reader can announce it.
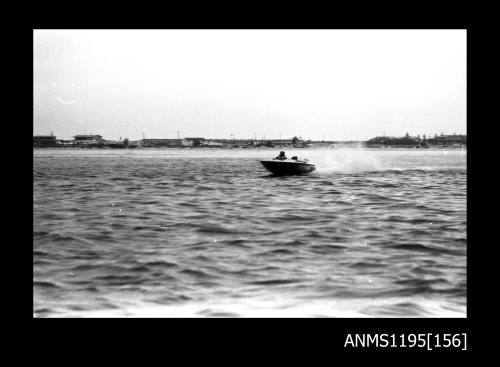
[34,29,466,141]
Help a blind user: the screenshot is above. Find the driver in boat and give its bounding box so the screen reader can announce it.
[275,151,287,160]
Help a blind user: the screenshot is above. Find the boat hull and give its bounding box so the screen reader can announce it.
[260,160,316,175]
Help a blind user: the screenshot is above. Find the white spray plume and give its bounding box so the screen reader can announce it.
[310,146,382,174]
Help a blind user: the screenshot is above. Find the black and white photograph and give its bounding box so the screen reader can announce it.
[33,29,466,318]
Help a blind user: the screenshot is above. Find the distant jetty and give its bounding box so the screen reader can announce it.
[33,133,466,149]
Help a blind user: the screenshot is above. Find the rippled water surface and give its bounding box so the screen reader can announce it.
[33,148,466,317]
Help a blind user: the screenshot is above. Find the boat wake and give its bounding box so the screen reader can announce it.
[311,148,382,174]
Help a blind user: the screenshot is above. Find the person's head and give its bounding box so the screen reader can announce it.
[279,151,285,156]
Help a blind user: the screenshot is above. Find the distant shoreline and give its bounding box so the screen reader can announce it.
[34,134,466,150]
[33,144,466,150]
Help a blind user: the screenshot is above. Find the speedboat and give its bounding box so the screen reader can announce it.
[260,154,316,175]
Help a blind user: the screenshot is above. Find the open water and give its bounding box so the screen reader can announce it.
[33,147,466,317]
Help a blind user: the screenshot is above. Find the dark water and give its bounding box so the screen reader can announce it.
[33,148,466,317]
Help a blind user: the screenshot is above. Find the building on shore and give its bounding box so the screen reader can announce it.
[73,134,103,145]
[56,139,75,146]
[140,138,207,147]
[33,135,57,147]
[427,134,466,146]
[269,139,294,146]
[202,140,224,147]
[182,137,205,147]
[141,138,182,147]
